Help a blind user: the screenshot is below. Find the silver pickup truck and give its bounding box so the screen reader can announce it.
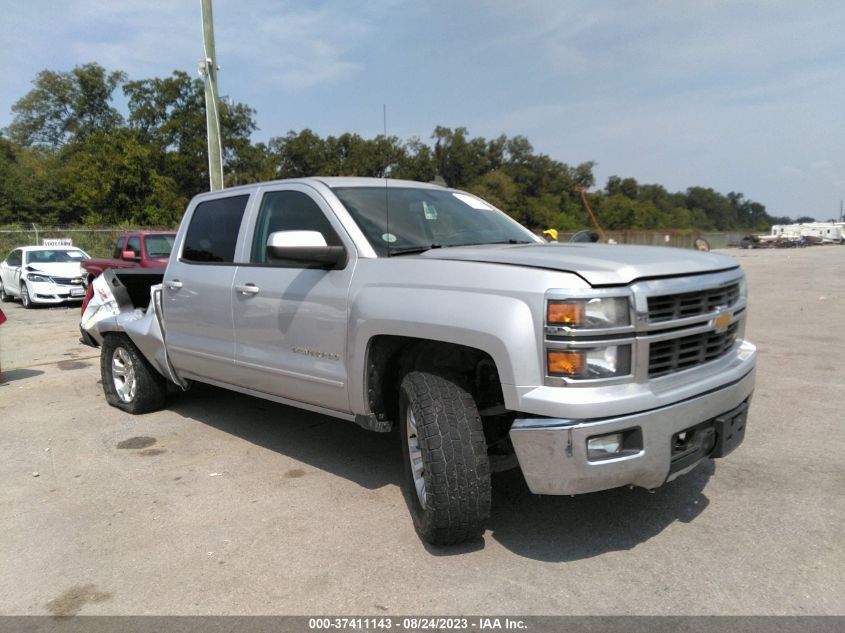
[80,177,756,545]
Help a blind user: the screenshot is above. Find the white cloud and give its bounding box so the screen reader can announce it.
[221,6,372,91]
[812,160,833,170]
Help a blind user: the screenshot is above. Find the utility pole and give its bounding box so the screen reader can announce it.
[200,0,224,191]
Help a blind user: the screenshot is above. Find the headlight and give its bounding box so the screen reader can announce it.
[738,276,748,300]
[547,297,630,329]
[26,273,52,283]
[547,345,632,379]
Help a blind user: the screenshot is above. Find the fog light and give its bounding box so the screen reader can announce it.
[587,433,623,458]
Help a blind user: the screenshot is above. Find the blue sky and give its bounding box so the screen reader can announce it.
[1,0,843,220]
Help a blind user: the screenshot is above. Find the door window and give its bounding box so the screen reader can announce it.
[125,237,141,259]
[112,237,125,259]
[182,195,250,263]
[250,190,342,264]
[6,250,22,266]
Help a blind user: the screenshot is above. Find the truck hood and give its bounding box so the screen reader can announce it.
[419,243,738,286]
[25,262,85,279]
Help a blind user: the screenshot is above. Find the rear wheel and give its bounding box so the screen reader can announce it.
[399,371,491,545]
[101,334,167,414]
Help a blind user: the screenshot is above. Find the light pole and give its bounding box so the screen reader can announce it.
[200,0,224,191]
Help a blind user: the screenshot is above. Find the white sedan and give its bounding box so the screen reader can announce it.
[0,246,90,308]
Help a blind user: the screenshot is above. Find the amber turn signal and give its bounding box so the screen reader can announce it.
[547,301,584,326]
[547,350,586,377]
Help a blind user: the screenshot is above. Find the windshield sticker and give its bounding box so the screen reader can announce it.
[422,201,438,220]
[67,251,84,258]
[452,193,493,210]
[381,233,398,243]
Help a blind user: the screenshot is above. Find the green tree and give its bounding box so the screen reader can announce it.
[432,126,490,187]
[467,170,519,213]
[7,63,126,148]
[269,129,330,178]
[56,129,183,225]
[393,138,436,182]
[124,71,258,197]
[595,194,636,230]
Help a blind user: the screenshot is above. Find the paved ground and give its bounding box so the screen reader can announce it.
[0,247,843,616]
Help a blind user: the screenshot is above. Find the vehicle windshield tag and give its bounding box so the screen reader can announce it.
[422,201,438,220]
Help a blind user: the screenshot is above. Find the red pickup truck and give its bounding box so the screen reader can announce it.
[82,232,176,284]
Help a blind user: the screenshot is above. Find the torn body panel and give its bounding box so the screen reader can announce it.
[80,269,187,389]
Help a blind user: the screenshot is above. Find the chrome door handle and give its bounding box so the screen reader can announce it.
[165,280,183,290]
[235,283,259,295]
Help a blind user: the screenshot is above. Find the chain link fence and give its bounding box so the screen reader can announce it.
[557,230,747,250]
[1,225,747,260]
[0,225,175,259]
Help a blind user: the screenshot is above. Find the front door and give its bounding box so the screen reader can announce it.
[231,185,354,413]
[1,249,23,296]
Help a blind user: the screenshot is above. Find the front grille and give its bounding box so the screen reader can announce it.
[51,276,83,285]
[647,283,740,323]
[648,322,739,378]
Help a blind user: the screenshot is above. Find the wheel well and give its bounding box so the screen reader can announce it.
[365,335,506,426]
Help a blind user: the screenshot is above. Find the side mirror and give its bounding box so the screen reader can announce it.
[121,250,140,262]
[266,231,346,268]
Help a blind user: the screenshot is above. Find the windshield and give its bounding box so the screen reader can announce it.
[144,234,175,258]
[332,186,537,256]
[26,249,89,264]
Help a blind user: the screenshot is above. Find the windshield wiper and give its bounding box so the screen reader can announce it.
[451,239,532,247]
[388,244,443,256]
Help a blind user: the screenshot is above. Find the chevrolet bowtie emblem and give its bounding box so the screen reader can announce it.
[712,309,732,333]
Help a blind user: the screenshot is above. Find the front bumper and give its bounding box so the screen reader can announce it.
[28,281,86,303]
[509,363,755,495]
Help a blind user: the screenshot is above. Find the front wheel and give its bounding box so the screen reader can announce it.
[20,283,33,308]
[101,334,167,414]
[399,371,491,545]
[0,282,12,303]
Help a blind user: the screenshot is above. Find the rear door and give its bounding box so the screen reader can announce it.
[162,192,252,384]
[231,184,355,413]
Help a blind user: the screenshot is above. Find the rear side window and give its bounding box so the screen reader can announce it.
[182,195,250,263]
[250,190,342,264]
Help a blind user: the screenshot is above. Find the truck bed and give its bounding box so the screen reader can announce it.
[110,267,166,309]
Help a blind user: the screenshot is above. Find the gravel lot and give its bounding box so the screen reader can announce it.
[0,247,843,616]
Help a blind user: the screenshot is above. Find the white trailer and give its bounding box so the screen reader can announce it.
[770,223,845,244]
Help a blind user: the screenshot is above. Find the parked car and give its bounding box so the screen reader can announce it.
[0,246,90,308]
[82,232,176,284]
[80,177,756,545]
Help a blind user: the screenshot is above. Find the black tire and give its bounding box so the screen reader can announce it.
[101,333,167,414]
[399,371,491,545]
[0,282,12,303]
[20,282,33,308]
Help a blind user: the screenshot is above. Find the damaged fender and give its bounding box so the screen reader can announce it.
[80,269,187,389]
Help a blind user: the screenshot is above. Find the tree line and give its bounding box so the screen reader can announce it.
[0,63,787,231]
